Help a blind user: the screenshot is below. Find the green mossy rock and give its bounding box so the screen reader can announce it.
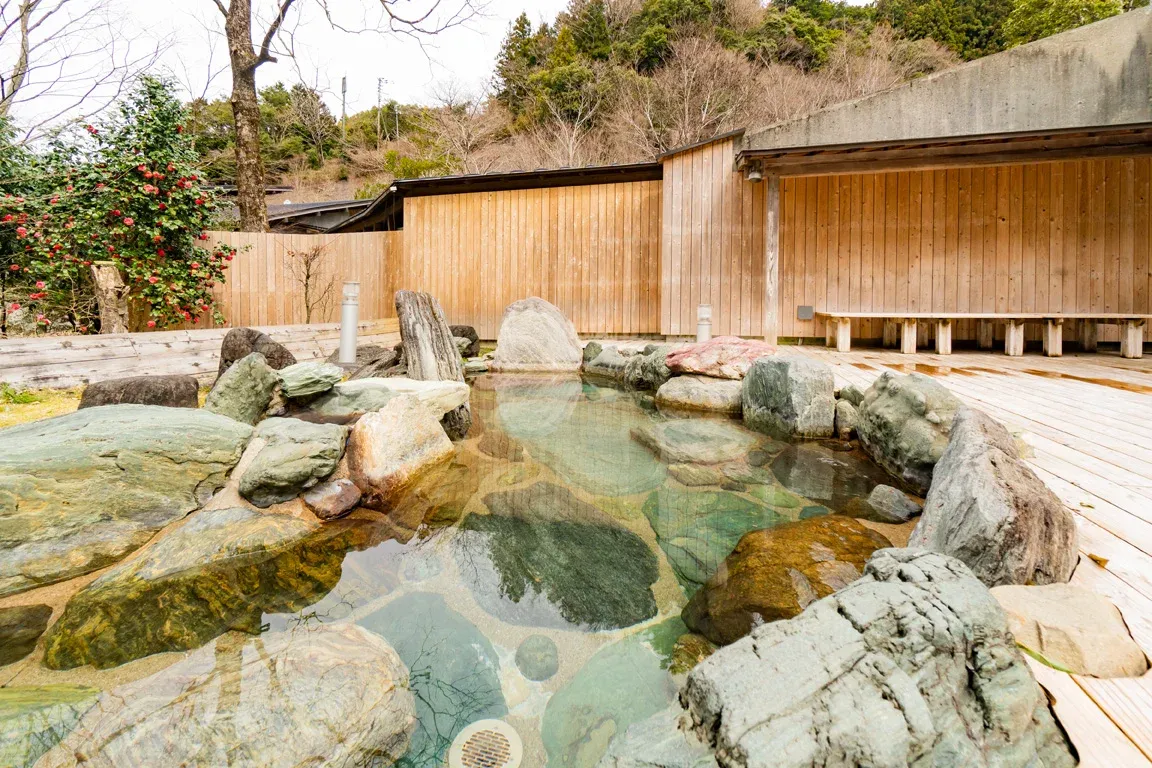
[239,418,347,507]
[631,419,759,465]
[276,361,344,398]
[0,685,99,768]
[0,405,251,598]
[204,352,279,425]
[41,507,358,670]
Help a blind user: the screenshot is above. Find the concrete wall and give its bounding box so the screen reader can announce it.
[742,8,1152,151]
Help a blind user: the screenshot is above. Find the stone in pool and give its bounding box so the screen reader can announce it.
[631,419,758,465]
[770,441,895,514]
[41,508,361,670]
[516,634,560,681]
[0,604,52,666]
[642,488,798,592]
[457,482,659,630]
[542,618,682,767]
[359,592,506,768]
[0,685,100,768]
[239,418,347,508]
[0,405,251,598]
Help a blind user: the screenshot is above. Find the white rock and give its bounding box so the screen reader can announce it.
[491,297,582,372]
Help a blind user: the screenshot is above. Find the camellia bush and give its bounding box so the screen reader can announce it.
[0,77,236,333]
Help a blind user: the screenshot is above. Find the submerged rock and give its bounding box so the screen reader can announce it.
[683,549,1077,768]
[0,604,52,666]
[665,336,777,380]
[347,395,455,513]
[597,707,719,768]
[656,375,743,413]
[516,634,560,681]
[79,374,199,410]
[458,482,659,630]
[477,430,524,462]
[0,405,251,598]
[631,419,759,465]
[845,483,922,524]
[295,377,469,424]
[0,685,100,768]
[910,408,1078,587]
[491,297,583,372]
[770,441,895,514]
[301,478,362,521]
[276,361,344,398]
[41,507,355,669]
[204,352,279,425]
[239,418,346,507]
[218,327,296,377]
[682,516,892,645]
[856,371,962,494]
[742,354,834,438]
[38,625,416,768]
[359,592,506,768]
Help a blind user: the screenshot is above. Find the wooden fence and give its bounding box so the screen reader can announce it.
[206,231,401,327]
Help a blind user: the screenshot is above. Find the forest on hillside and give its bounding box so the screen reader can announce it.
[184,0,1145,204]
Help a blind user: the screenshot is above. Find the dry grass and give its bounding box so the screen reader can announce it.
[0,386,82,429]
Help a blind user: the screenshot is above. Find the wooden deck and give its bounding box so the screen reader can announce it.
[792,345,1152,766]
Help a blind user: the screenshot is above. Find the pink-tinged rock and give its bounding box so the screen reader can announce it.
[665,336,777,380]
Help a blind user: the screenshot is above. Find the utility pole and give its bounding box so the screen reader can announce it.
[376,78,385,150]
[340,76,348,142]
[395,101,400,141]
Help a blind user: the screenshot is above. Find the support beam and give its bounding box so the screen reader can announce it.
[900,320,917,354]
[882,320,898,348]
[1121,320,1145,359]
[835,318,852,353]
[763,174,780,345]
[1081,320,1098,352]
[935,319,952,355]
[1005,320,1026,357]
[1042,319,1063,357]
[917,320,931,349]
[977,320,994,350]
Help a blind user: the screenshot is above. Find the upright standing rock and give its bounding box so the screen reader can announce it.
[742,355,834,438]
[490,297,582,372]
[395,290,471,439]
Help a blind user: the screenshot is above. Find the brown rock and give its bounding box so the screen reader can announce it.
[0,603,53,666]
[79,375,199,410]
[665,336,777,380]
[301,479,362,521]
[478,431,524,462]
[217,327,296,378]
[682,516,891,645]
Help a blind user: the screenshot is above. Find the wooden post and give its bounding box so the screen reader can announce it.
[935,319,952,355]
[1005,320,1026,357]
[900,320,917,354]
[917,320,931,349]
[977,320,994,350]
[835,318,852,353]
[882,320,898,348]
[1081,320,1098,352]
[1120,320,1145,359]
[763,174,780,345]
[1042,319,1063,357]
[396,289,472,439]
[90,262,130,334]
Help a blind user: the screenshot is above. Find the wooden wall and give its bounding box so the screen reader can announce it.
[399,181,663,339]
[661,137,767,337]
[779,158,1152,342]
[206,231,401,327]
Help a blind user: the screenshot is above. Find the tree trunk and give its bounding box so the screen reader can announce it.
[90,262,130,334]
[224,1,268,232]
[395,289,471,439]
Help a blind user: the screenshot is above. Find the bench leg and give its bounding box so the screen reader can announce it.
[917,321,930,349]
[825,322,834,349]
[900,320,918,354]
[1005,320,1026,357]
[835,318,852,353]
[1121,320,1145,359]
[1043,319,1063,357]
[935,319,953,355]
[1081,320,1098,352]
[977,320,994,350]
[882,320,898,349]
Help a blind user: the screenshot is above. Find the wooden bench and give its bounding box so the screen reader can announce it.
[816,312,1150,359]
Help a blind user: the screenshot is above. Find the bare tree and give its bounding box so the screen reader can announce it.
[0,0,162,141]
[423,80,507,174]
[289,82,338,162]
[286,243,336,322]
[209,0,483,233]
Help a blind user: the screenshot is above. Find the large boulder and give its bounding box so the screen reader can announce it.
[0,406,251,598]
[490,297,582,372]
[856,371,962,494]
[683,516,891,645]
[217,327,296,377]
[632,419,759,465]
[450,324,481,357]
[624,344,675,390]
[238,418,347,507]
[291,377,468,424]
[665,336,777,380]
[204,352,278,425]
[909,408,1078,587]
[41,507,359,669]
[682,549,1077,768]
[79,375,198,410]
[0,604,52,666]
[275,361,344,398]
[992,583,1148,678]
[742,355,834,438]
[347,394,455,512]
[656,375,743,414]
[37,624,416,768]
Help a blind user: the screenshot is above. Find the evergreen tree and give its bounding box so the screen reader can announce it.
[1003,0,1124,45]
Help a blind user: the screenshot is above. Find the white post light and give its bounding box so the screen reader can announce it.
[697,304,713,343]
[339,281,360,365]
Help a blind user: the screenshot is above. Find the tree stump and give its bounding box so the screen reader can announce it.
[395,290,471,439]
[90,262,130,334]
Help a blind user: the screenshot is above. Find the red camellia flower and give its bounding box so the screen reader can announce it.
[137,164,147,172]
[147,320,157,328]
[15,227,26,237]
[194,198,204,206]
[157,248,166,257]
[8,302,20,311]
[2,214,10,222]
[35,281,45,289]
[123,217,134,226]
[111,209,121,216]
[148,276,159,284]
[158,203,166,210]
[191,262,200,269]
[225,253,233,261]
[9,264,20,271]
[79,326,88,333]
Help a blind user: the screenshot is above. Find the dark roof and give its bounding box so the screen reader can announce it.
[656,129,746,161]
[267,200,369,221]
[331,162,663,233]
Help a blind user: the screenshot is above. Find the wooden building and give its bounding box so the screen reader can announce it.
[333,8,1152,351]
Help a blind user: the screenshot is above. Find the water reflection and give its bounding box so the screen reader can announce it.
[770,442,896,513]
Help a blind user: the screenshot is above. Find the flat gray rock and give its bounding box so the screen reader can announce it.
[656,375,742,414]
[276,361,344,398]
[631,419,758,465]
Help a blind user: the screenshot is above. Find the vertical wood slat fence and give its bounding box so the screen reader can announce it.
[205,231,401,327]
